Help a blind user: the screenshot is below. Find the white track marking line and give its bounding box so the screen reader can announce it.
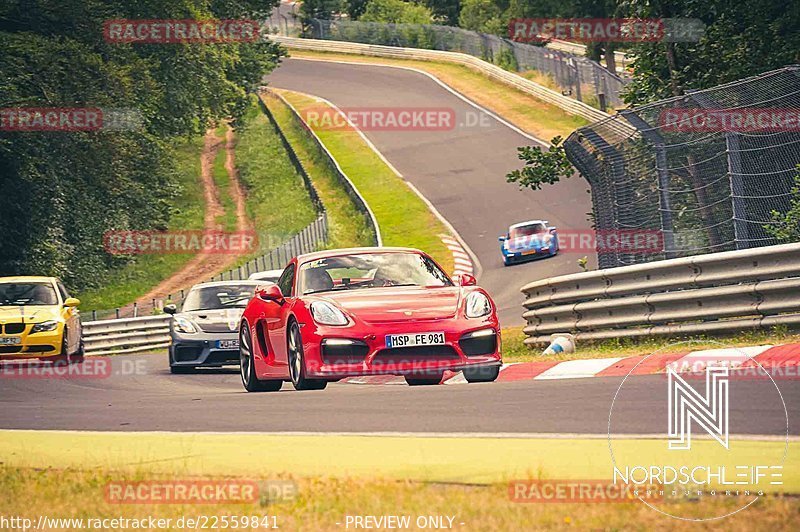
[271,90,383,246]
[287,56,548,147]
[534,357,623,380]
[272,87,480,278]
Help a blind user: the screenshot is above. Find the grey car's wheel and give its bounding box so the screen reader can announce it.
[240,323,282,392]
[463,365,500,383]
[287,321,327,391]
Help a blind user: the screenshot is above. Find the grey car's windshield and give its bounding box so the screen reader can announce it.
[299,252,452,295]
[181,284,255,312]
[0,282,59,306]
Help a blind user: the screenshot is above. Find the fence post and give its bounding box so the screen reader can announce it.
[620,110,677,259]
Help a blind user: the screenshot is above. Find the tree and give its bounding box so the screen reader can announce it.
[619,0,800,104]
[766,168,800,243]
[420,0,462,25]
[360,0,434,24]
[300,0,344,20]
[0,0,284,290]
[506,137,574,190]
[459,0,505,34]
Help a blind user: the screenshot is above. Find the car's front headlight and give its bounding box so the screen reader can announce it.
[173,316,198,334]
[310,301,349,326]
[30,320,59,334]
[465,291,492,318]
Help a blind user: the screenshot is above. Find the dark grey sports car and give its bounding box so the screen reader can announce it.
[164,280,265,373]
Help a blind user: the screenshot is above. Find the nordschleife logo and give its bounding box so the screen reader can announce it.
[667,365,729,450]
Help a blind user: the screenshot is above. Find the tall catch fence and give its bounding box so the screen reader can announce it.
[565,65,800,268]
[288,18,627,110]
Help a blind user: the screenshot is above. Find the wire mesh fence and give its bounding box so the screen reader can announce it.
[565,65,800,269]
[276,18,627,110]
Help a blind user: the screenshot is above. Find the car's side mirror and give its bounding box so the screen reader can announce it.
[548,226,557,233]
[63,297,80,307]
[498,235,506,242]
[257,284,285,305]
[163,304,177,315]
[458,274,477,287]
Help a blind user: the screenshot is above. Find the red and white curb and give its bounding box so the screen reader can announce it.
[340,343,800,385]
[440,233,474,277]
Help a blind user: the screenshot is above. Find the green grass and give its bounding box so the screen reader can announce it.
[277,90,454,272]
[288,50,589,141]
[210,129,238,232]
[3,467,797,531]
[76,136,206,312]
[261,93,375,251]
[235,96,319,253]
[502,325,800,363]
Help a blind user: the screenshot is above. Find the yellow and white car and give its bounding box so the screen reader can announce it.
[0,276,83,362]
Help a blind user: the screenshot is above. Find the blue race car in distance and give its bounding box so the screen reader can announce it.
[499,220,559,266]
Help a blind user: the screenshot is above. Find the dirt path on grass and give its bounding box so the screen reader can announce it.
[122,126,251,316]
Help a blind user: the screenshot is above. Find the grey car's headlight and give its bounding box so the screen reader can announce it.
[30,320,59,334]
[310,301,348,326]
[173,316,198,334]
[465,291,492,318]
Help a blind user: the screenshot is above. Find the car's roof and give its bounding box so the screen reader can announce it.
[296,246,424,264]
[188,280,264,290]
[509,220,548,229]
[0,276,57,283]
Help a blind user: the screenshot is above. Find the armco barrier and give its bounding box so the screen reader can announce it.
[261,88,382,246]
[521,243,800,345]
[82,315,171,356]
[269,35,611,124]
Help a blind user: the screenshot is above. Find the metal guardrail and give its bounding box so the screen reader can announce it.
[261,89,382,246]
[83,315,171,356]
[521,243,800,345]
[270,35,611,124]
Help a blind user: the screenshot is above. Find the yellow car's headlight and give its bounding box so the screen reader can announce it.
[30,320,59,334]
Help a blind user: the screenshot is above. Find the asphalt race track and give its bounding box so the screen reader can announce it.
[267,58,596,327]
[0,355,796,435]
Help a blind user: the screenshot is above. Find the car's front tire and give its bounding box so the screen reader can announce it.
[463,365,500,383]
[239,323,282,392]
[287,321,327,391]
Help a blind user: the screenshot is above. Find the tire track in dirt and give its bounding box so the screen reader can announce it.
[126,126,251,315]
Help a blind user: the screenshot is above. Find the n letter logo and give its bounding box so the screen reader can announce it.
[668,365,729,450]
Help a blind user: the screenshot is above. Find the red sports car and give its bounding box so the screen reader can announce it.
[238,247,501,391]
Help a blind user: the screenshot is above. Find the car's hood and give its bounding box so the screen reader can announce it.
[0,305,60,323]
[507,235,548,251]
[317,286,462,322]
[178,308,245,332]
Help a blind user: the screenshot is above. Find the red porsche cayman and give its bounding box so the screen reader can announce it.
[238,247,501,391]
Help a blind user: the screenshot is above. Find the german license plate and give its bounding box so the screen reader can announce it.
[0,337,21,345]
[217,339,239,349]
[385,332,445,348]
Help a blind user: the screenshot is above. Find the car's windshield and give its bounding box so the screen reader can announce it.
[299,252,452,295]
[181,284,256,312]
[0,282,59,306]
[509,223,547,239]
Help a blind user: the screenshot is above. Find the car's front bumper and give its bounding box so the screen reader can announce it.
[0,327,62,360]
[169,331,240,367]
[503,246,555,263]
[303,322,502,379]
